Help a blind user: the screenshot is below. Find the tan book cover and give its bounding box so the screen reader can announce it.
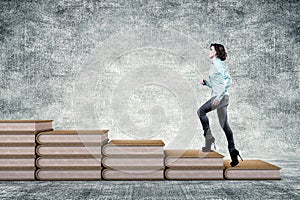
[37,154,102,159]
[102,166,165,170]
[108,140,165,146]
[36,130,109,144]
[37,166,102,170]
[0,143,36,147]
[0,120,52,123]
[165,166,224,170]
[0,155,36,159]
[102,169,164,180]
[38,130,109,134]
[165,169,224,180]
[0,130,53,135]
[0,166,36,170]
[0,120,53,131]
[36,169,102,180]
[224,160,281,180]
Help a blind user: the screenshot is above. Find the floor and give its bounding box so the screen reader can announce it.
[0,159,298,200]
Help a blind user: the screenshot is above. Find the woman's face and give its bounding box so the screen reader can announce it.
[209,46,217,59]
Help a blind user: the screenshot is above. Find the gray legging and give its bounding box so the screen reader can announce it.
[197,95,235,152]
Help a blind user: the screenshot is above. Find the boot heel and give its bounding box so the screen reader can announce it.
[238,154,243,161]
[213,142,216,150]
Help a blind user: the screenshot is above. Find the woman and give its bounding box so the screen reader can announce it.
[197,43,242,167]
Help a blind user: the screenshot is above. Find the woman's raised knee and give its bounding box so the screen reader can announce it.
[197,107,205,117]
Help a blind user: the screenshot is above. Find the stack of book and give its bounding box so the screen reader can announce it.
[0,120,53,180]
[102,140,165,180]
[35,130,109,180]
[223,159,281,180]
[164,150,224,180]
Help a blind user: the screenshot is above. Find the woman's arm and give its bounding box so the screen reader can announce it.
[215,65,231,101]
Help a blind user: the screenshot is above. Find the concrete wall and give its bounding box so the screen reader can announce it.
[0,0,299,159]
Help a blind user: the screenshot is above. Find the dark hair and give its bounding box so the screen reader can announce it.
[210,43,227,61]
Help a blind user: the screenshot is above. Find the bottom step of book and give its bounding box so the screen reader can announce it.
[165,169,224,180]
[224,160,281,180]
[36,169,102,180]
[102,169,164,180]
[0,167,35,180]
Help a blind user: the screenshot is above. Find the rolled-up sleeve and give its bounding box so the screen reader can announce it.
[204,79,212,88]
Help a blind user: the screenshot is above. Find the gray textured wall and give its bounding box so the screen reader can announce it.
[0,0,299,159]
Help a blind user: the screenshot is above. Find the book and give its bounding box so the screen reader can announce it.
[36,157,102,168]
[36,144,103,156]
[164,150,224,180]
[102,169,164,180]
[0,120,53,132]
[102,157,164,170]
[101,140,165,179]
[0,132,35,144]
[102,140,165,156]
[36,168,102,180]
[165,169,224,180]
[165,150,224,168]
[0,155,35,167]
[223,160,281,180]
[36,130,109,144]
[0,167,36,180]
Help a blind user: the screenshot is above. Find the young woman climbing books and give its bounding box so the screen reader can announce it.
[197,43,243,167]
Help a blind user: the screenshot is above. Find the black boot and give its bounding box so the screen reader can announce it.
[229,149,243,167]
[202,129,216,152]
[202,136,216,152]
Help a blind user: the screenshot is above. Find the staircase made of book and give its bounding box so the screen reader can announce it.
[0,120,281,180]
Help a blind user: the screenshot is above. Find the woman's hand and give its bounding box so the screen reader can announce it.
[200,79,205,85]
[212,99,220,106]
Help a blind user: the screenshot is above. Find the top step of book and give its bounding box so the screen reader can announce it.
[102,140,165,157]
[0,120,53,132]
